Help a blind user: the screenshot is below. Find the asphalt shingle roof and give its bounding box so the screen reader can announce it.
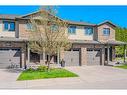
[0,14,20,19]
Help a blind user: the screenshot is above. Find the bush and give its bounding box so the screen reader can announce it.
[27,67,34,72]
[37,65,48,72]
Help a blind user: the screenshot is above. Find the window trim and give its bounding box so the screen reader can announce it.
[84,27,93,36]
[103,28,110,36]
[68,26,76,35]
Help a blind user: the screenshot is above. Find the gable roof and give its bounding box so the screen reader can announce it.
[19,10,96,26]
[98,21,117,27]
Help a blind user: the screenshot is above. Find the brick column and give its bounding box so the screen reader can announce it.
[21,50,26,69]
[81,47,87,65]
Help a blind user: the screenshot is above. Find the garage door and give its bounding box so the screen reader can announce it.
[64,50,80,66]
[0,48,21,69]
[87,49,101,65]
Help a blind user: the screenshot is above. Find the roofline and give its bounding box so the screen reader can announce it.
[97,21,117,27]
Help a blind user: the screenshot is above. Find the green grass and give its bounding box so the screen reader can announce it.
[115,57,127,61]
[17,68,78,81]
[114,64,127,69]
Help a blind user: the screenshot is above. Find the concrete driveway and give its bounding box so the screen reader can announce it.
[1,66,127,89]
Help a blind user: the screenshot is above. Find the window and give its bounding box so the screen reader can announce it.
[85,27,93,35]
[103,28,110,36]
[51,24,58,32]
[10,22,15,31]
[4,21,9,30]
[3,21,15,31]
[68,26,76,34]
[26,23,32,30]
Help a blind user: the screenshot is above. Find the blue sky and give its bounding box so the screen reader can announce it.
[0,6,127,27]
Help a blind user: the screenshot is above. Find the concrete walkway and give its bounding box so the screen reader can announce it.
[1,66,127,89]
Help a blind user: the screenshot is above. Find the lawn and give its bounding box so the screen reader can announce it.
[114,64,127,69]
[115,57,127,61]
[17,68,78,81]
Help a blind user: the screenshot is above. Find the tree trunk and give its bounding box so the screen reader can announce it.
[47,55,53,72]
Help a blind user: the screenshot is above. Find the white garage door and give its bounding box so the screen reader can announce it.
[87,49,101,65]
[64,50,80,66]
[0,48,21,69]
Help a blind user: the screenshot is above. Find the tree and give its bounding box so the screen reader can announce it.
[28,6,71,71]
[115,27,127,56]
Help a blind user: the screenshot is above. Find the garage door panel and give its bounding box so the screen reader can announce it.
[87,49,101,65]
[64,51,79,66]
[0,48,21,69]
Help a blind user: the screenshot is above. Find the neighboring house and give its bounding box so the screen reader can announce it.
[0,10,126,69]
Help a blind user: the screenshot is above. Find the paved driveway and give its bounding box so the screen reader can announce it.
[1,66,127,89]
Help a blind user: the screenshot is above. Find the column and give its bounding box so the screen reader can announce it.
[101,46,105,66]
[21,50,26,69]
[57,49,60,66]
[40,52,46,64]
[27,47,30,64]
[81,47,87,66]
[43,50,46,63]
[112,46,116,61]
[107,45,110,65]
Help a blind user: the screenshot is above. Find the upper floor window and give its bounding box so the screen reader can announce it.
[51,24,58,32]
[3,21,15,31]
[103,28,110,36]
[26,23,33,30]
[68,26,76,34]
[84,27,93,35]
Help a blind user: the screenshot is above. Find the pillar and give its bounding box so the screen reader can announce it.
[40,54,43,64]
[112,46,116,61]
[21,50,26,69]
[27,47,30,64]
[81,47,87,66]
[57,49,60,66]
[107,45,110,65]
[101,46,105,66]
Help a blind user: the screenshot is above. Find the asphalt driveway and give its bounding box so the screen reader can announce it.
[1,66,127,89]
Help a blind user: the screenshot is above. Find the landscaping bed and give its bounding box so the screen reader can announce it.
[17,66,78,81]
[114,64,127,69]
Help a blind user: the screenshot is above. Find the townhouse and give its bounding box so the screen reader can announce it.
[0,10,126,69]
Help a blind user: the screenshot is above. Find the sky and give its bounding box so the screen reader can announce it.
[0,6,127,27]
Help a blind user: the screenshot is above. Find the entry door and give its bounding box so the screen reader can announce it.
[64,50,80,66]
[87,49,101,65]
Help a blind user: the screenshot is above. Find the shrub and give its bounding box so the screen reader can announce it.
[37,65,48,72]
[27,67,34,72]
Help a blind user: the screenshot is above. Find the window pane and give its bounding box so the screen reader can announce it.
[10,22,15,31]
[26,23,32,30]
[68,26,76,34]
[85,27,93,35]
[51,24,58,32]
[103,28,110,35]
[3,21,8,30]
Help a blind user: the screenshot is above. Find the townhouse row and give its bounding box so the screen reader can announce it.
[0,11,125,68]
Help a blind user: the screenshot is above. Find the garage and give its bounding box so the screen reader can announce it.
[0,48,21,69]
[64,49,80,66]
[87,48,101,65]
